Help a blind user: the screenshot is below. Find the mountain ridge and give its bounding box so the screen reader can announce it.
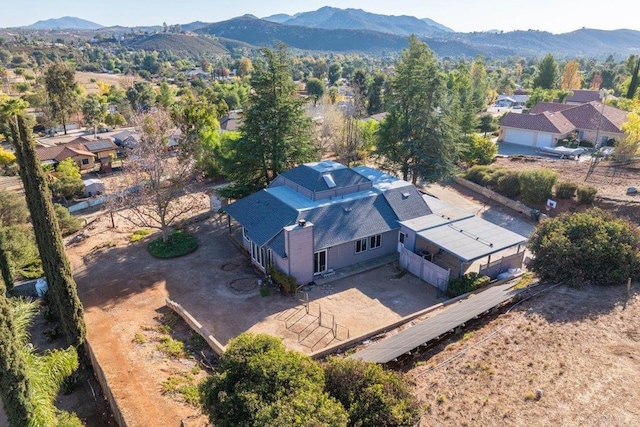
[24,16,103,30]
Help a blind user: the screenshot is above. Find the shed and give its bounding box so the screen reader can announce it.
[83,179,105,197]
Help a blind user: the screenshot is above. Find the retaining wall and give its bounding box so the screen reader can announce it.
[165,298,226,356]
[85,340,127,427]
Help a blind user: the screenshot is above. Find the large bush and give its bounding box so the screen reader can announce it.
[323,357,421,427]
[527,208,640,286]
[200,333,348,427]
[53,204,82,236]
[577,185,597,204]
[495,171,521,198]
[555,181,577,199]
[519,169,557,203]
[447,272,491,297]
[461,134,498,166]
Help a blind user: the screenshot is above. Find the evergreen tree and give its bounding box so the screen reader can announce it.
[625,55,640,99]
[1,107,86,348]
[44,62,79,135]
[367,74,385,115]
[0,279,35,426]
[533,54,559,90]
[220,46,315,198]
[377,36,459,184]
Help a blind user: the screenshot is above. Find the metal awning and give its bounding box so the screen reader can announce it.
[417,216,527,262]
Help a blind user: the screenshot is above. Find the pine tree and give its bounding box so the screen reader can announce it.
[4,111,86,348]
[626,56,640,99]
[377,35,459,184]
[0,279,35,426]
[0,229,13,292]
[221,46,314,198]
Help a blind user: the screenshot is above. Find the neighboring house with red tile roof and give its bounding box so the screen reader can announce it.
[35,136,118,171]
[499,100,628,148]
[565,89,602,105]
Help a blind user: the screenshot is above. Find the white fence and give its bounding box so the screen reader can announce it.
[399,247,450,292]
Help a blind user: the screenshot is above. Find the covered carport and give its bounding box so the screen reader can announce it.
[415,216,528,278]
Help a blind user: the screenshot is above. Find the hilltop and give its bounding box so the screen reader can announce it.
[124,33,232,57]
[24,16,103,30]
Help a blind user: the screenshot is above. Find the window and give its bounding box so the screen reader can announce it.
[242,227,250,241]
[355,238,367,254]
[369,234,381,250]
[81,158,89,165]
[399,232,405,245]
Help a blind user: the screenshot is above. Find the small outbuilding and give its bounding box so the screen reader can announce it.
[83,178,105,197]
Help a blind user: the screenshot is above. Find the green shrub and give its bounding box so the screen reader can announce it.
[268,267,298,293]
[323,357,421,426]
[129,229,152,243]
[464,165,495,185]
[519,169,558,203]
[447,272,491,297]
[577,185,597,204]
[147,230,198,258]
[157,336,186,358]
[527,208,640,285]
[496,171,521,198]
[53,204,82,236]
[555,181,578,199]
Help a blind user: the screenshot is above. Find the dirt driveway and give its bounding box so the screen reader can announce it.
[69,208,443,425]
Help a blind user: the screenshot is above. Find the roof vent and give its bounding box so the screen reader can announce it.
[402,192,411,199]
[298,219,307,227]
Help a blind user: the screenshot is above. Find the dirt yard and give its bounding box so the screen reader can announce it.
[492,155,640,221]
[407,283,640,426]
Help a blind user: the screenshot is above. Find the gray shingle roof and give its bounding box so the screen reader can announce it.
[224,190,298,247]
[278,165,371,193]
[269,231,286,258]
[383,186,432,221]
[298,194,399,251]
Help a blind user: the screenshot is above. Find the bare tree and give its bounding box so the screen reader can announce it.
[118,109,204,242]
[311,101,345,159]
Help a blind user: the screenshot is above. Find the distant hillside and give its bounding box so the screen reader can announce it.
[421,18,454,33]
[24,16,103,30]
[181,21,212,32]
[197,15,411,52]
[452,28,640,57]
[281,6,452,36]
[262,14,294,24]
[125,33,231,56]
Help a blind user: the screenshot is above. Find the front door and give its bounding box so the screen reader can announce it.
[314,250,327,274]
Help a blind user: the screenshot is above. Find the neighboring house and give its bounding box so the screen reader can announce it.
[219,110,243,132]
[365,112,388,122]
[185,68,210,79]
[225,161,527,287]
[496,94,529,108]
[565,89,602,105]
[67,136,118,163]
[112,130,139,149]
[499,100,627,147]
[35,143,96,171]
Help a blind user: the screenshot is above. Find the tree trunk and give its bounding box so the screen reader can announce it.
[62,114,67,135]
[8,114,86,348]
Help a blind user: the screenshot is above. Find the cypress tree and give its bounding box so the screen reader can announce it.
[0,280,35,426]
[0,229,13,292]
[5,112,86,348]
[626,56,640,99]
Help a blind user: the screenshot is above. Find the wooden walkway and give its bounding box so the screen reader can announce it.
[350,282,520,363]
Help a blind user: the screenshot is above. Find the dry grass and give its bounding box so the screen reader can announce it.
[408,284,640,426]
[75,71,134,94]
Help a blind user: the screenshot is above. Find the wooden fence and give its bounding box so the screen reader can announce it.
[479,251,526,279]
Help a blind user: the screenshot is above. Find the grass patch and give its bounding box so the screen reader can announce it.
[129,229,152,243]
[133,332,146,344]
[514,272,535,290]
[157,335,186,359]
[147,230,198,258]
[161,372,201,406]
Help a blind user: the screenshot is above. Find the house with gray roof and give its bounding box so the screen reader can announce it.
[499,100,628,148]
[225,161,527,287]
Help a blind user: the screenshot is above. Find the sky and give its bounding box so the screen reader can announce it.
[2,0,638,34]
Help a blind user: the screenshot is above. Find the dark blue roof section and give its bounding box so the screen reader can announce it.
[278,165,371,193]
[269,231,286,258]
[383,186,432,221]
[298,194,398,250]
[224,190,298,247]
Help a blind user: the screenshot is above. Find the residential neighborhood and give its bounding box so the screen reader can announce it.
[1,4,640,427]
